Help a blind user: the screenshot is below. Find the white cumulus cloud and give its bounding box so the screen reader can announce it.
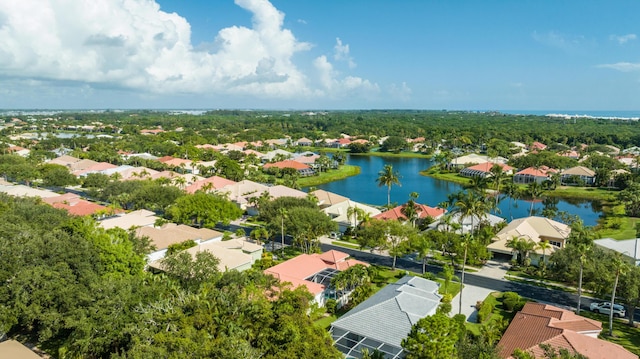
[313,55,379,98]
[0,0,380,103]
[333,38,356,69]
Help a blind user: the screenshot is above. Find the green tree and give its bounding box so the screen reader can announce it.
[401,312,461,359]
[376,164,401,207]
[165,192,242,228]
[608,251,629,336]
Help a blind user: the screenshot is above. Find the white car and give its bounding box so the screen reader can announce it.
[589,302,626,317]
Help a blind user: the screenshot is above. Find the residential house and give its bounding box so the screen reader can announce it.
[185,176,237,194]
[215,180,269,209]
[530,141,548,151]
[513,166,559,185]
[429,212,505,234]
[149,237,260,272]
[48,155,81,168]
[622,146,640,156]
[322,200,382,233]
[42,193,116,217]
[72,161,118,177]
[487,216,571,264]
[264,250,368,307]
[374,203,446,227]
[459,162,514,178]
[497,302,636,359]
[448,153,508,169]
[330,275,442,359]
[263,159,315,177]
[594,238,640,266]
[140,128,165,135]
[557,149,580,159]
[311,189,350,209]
[6,145,30,157]
[139,223,224,262]
[157,156,194,173]
[560,166,596,186]
[261,149,293,162]
[0,184,60,199]
[296,137,314,146]
[98,209,160,231]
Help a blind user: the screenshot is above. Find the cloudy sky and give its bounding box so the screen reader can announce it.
[0,0,639,110]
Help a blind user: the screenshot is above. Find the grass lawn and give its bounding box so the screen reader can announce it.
[578,310,640,355]
[297,165,361,187]
[331,240,360,249]
[465,292,513,335]
[597,216,640,240]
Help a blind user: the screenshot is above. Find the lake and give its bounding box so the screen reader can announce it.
[312,155,602,226]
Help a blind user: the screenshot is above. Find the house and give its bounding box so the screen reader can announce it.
[261,149,293,162]
[622,146,640,156]
[513,166,558,184]
[72,161,118,177]
[215,180,269,209]
[48,155,81,167]
[296,137,314,146]
[311,189,350,209]
[263,159,315,177]
[0,340,42,359]
[264,250,368,306]
[322,200,382,233]
[98,209,160,230]
[330,275,442,359]
[374,203,446,226]
[0,184,60,199]
[593,238,640,266]
[184,176,237,194]
[459,162,514,178]
[530,141,548,151]
[487,216,571,264]
[448,153,508,169]
[429,212,505,234]
[149,237,261,272]
[139,223,224,262]
[6,145,30,157]
[560,166,596,186]
[42,193,116,217]
[497,302,636,359]
[557,150,580,159]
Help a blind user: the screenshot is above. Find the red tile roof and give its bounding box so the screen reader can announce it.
[497,302,635,359]
[264,160,311,170]
[264,251,368,295]
[184,176,237,194]
[515,166,558,178]
[374,204,446,221]
[43,193,113,217]
[464,162,514,173]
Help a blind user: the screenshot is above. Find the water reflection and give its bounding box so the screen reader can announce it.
[311,154,601,226]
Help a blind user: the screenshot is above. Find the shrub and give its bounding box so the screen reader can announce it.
[166,239,197,255]
[503,292,522,312]
[437,302,452,315]
[477,300,494,323]
[325,299,337,315]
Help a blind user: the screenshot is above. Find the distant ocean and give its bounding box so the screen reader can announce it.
[499,110,640,120]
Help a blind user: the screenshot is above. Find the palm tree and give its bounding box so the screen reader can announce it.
[506,237,536,266]
[575,242,592,315]
[536,240,552,266]
[411,233,431,274]
[569,220,595,315]
[401,195,422,228]
[609,252,629,336]
[452,190,488,315]
[376,164,401,207]
[278,208,288,258]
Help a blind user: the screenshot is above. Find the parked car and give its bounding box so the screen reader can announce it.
[589,302,626,317]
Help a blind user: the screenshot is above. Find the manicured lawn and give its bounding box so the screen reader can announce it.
[297,165,361,187]
[597,216,640,240]
[465,292,521,335]
[578,310,640,355]
[331,240,360,249]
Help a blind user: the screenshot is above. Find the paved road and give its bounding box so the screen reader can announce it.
[318,242,640,321]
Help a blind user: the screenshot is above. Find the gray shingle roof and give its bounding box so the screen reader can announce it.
[331,275,442,348]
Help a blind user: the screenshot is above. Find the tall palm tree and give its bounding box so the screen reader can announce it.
[376,164,401,207]
[452,190,488,315]
[569,220,595,315]
[278,208,288,258]
[536,240,552,266]
[609,252,629,336]
[575,242,592,315]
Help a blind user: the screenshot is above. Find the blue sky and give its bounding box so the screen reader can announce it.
[0,0,639,110]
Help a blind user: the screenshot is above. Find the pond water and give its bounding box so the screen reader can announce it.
[311,155,602,226]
